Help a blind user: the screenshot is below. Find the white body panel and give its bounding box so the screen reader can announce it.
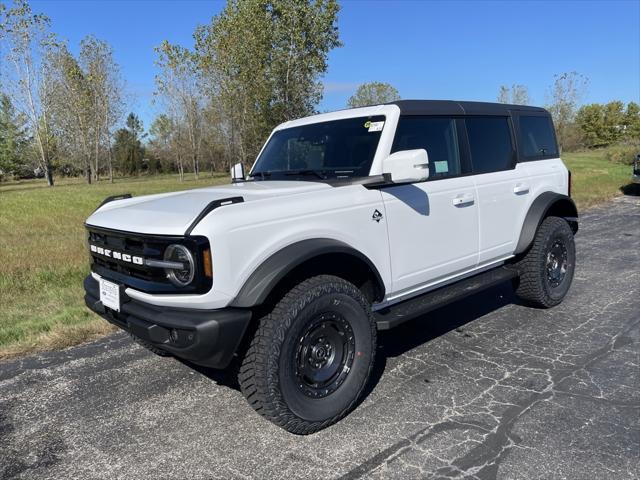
[381,177,479,296]
[85,104,570,311]
[475,164,531,264]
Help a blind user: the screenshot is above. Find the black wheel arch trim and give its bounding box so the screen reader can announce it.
[229,238,386,308]
[515,192,578,255]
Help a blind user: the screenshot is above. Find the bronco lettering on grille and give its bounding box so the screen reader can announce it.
[90,244,144,265]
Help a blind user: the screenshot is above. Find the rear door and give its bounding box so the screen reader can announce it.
[381,116,479,298]
[465,116,531,265]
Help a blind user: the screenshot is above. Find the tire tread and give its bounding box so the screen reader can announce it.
[238,275,376,435]
[515,216,574,308]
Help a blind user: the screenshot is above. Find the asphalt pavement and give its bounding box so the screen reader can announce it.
[1,195,638,480]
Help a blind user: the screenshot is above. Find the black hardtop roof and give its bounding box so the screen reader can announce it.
[387,99,549,116]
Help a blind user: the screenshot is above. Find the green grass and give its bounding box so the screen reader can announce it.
[0,152,634,359]
[562,150,634,209]
[0,173,228,359]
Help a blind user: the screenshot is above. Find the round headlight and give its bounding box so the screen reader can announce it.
[164,244,195,287]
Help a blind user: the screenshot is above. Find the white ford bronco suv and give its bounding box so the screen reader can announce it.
[84,100,578,434]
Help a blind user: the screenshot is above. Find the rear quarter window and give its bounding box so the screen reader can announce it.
[519,115,558,159]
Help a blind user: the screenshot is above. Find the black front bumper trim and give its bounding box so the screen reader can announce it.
[84,275,251,369]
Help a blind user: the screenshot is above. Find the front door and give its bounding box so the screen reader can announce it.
[381,116,479,299]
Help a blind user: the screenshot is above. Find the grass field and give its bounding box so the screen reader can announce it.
[562,150,636,208]
[0,173,228,359]
[0,152,636,359]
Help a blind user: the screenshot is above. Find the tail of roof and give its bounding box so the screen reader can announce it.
[387,99,548,116]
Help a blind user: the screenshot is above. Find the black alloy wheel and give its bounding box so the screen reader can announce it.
[295,313,356,399]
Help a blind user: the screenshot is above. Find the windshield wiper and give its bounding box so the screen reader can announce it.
[250,171,272,180]
[284,169,328,180]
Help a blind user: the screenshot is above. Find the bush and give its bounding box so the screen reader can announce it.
[605,143,640,165]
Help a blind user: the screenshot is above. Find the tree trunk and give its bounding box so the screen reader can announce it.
[107,144,114,183]
[45,163,54,187]
[193,153,199,180]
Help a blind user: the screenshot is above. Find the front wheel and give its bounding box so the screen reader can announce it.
[515,216,576,308]
[238,275,376,434]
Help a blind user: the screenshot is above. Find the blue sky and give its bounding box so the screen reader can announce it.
[32,0,640,130]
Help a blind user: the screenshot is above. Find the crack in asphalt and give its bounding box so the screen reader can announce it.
[339,316,640,480]
[1,195,638,480]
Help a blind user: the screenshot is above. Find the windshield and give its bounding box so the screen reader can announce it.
[250,115,385,180]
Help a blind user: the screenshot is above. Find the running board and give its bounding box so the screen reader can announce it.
[374,267,518,330]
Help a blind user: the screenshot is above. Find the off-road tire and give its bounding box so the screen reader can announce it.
[129,333,172,357]
[515,216,576,308]
[238,275,376,435]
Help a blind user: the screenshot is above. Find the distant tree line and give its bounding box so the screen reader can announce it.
[1,0,638,184]
[497,72,639,158]
[0,0,342,184]
[147,0,341,178]
[0,0,125,184]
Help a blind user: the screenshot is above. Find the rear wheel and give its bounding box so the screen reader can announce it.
[238,275,376,434]
[515,216,576,308]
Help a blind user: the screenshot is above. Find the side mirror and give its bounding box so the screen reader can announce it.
[382,149,429,184]
[230,162,245,183]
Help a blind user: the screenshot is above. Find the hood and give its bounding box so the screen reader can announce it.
[85,180,331,235]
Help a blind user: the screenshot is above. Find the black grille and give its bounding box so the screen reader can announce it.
[86,226,212,294]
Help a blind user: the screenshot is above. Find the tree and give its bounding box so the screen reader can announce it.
[576,101,640,148]
[0,0,58,186]
[114,113,144,175]
[624,102,640,140]
[497,84,530,105]
[193,0,341,168]
[602,101,625,145]
[154,41,204,179]
[347,82,400,108]
[546,72,589,151]
[0,93,29,176]
[575,103,605,148]
[79,35,125,183]
[149,113,185,180]
[46,36,124,183]
[48,43,95,183]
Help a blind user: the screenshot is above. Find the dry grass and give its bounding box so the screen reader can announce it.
[0,152,634,359]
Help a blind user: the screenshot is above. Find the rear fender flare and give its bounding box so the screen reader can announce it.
[515,192,578,255]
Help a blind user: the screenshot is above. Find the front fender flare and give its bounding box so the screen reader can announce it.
[229,238,385,308]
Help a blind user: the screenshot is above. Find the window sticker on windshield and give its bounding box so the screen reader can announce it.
[434,161,449,173]
[365,121,384,132]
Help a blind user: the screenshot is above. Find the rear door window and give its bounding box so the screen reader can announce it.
[391,117,462,179]
[519,115,558,159]
[465,117,514,174]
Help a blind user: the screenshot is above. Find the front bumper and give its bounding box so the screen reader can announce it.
[84,275,251,368]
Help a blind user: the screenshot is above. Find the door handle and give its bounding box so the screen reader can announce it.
[513,183,530,194]
[452,193,475,206]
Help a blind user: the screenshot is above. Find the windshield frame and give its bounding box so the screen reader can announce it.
[248,108,399,182]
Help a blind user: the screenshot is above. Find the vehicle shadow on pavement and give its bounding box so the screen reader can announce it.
[620,184,640,196]
[183,281,517,401]
[378,281,515,359]
[364,281,515,397]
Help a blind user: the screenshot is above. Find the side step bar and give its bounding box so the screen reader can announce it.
[374,267,518,330]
